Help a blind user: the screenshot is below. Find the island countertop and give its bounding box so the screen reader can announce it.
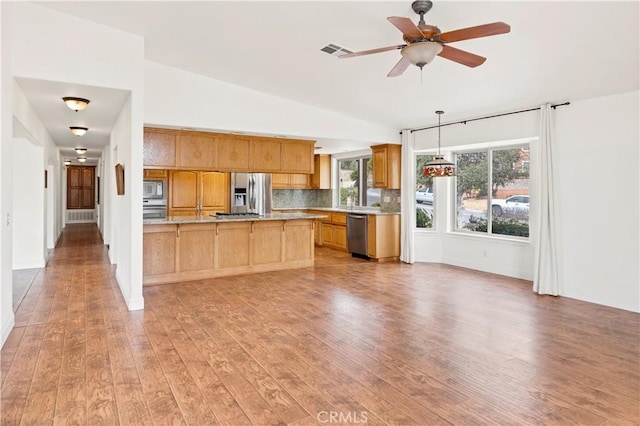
[143,212,327,225]
[273,207,400,216]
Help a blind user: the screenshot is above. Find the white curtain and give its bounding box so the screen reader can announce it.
[533,104,560,295]
[400,130,415,263]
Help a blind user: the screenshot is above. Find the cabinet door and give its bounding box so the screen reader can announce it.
[252,221,283,265]
[289,174,310,188]
[284,220,313,262]
[281,141,314,173]
[217,222,251,268]
[271,173,290,189]
[177,135,217,169]
[333,225,348,250]
[250,139,281,171]
[321,223,333,245]
[217,136,250,170]
[372,145,388,188]
[178,224,216,272]
[143,225,177,276]
[144,130,176,167]
[200,172,228,212]
[311,154,331,189]
[144,169,167,179]
[169,171,198,210]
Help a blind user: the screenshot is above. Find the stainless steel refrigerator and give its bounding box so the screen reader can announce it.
[230,173,272,215]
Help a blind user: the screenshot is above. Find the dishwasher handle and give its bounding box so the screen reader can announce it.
[347,214,367,219]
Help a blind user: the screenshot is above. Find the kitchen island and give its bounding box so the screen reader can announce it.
[143,212,326,285]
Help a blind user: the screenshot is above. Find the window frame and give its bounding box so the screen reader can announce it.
[414,152,438,231]
[451,144,530,240]
[335,155,379,208]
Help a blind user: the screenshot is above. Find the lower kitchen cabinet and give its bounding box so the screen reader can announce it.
[318,212,347,251]
[143,219,315,285]
[367,214,400,262]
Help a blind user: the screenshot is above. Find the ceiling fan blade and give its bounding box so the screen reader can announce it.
[439,22,510,43]
[387,57,411,77]
[438,45,486,67]
[339,44,405,58]
[387,16,424,41]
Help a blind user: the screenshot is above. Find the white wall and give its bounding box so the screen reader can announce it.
[413,91,639,312]
[144,61,398,144]
[7,3,145,316]
[11,136,45,269]
[0,2,16,347]
[555,91,639,312]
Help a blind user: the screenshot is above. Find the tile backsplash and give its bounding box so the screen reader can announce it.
[273,189,332,209]
[273,188,400,213]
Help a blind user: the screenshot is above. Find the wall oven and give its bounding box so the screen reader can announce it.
[143,179,167,219]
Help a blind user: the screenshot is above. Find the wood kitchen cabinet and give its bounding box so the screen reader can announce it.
[272,173,310,189]
[281,140,314,173]
[143,169,167,179]
[372,143,401,189]
[177,134,217,169]
[168,171,229,216]
[311,154,331,189]
[178,223,216,272]
[318,212,347,251]
[367,214,400,262]
[144,129,177,168]
[216,135,250,171]
[250,138,281,172]
[143,224,177,276]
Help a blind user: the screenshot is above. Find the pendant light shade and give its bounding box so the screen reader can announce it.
[63,97,90,112]
[70,126,89,136]
[400,42,443,68]
[424,110,455,177]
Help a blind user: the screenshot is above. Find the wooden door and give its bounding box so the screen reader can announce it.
[67,166,95,209]
[321,223,333,246]
[143,130,176,167]
[333,225,348,250]
[169,171,198,212]
[177,134,217,169]
[200,172,229,213]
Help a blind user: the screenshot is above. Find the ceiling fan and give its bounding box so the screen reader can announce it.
[340,0,510,77]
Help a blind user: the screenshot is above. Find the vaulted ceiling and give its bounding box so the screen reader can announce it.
[26,1,640,155]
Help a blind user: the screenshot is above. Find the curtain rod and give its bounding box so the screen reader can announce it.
[408,102,571,133]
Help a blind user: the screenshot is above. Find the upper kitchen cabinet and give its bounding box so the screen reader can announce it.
[249,138,281,172]
[310,154,331,189]
[217,135,250,171]
[143,129,177,168]
[372,143,401,189]
[176,134,217,170]
[281,140,314,173]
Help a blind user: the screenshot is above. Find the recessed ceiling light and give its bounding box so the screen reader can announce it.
[62,97,90,112]
[70,126,88,136]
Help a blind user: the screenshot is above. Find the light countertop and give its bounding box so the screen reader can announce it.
[273,207,400,216]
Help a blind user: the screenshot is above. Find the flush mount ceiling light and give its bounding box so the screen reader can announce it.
[77,157,87,163]
[64,160,71,166]
[424,110,455,177]
[75,147,87,155]
[62,97,90,112]
[70,126,89,136]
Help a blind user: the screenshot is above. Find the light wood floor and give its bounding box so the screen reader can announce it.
[1,223,638,425]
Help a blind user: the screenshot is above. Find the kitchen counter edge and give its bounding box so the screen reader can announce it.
[144,212,327,225]
[273,207,400,216]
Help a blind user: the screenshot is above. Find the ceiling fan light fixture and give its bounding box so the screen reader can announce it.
[70,126,89,136]
[400,41,443,68]
[424,110,455,177]
[62,97,90,112]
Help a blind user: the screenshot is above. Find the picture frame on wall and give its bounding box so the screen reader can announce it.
[115,163,125,195]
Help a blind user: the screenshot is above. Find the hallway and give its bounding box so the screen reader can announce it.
[1,224,638,424]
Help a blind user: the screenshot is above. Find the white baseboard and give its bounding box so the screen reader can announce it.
[1,312,16,349]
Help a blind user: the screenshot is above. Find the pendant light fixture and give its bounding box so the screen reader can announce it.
[62,97,90,112]
[423,110,455,177]
[70,126,89,136]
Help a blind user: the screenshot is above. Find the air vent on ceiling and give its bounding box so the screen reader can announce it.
[321,43,353,57]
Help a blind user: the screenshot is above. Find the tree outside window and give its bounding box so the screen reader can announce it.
[455,145,530,237]
[415,154,435,229]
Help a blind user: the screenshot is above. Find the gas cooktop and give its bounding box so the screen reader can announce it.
[213,212,262,218]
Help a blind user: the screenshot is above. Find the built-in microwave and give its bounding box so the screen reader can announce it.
[143,180,165,200]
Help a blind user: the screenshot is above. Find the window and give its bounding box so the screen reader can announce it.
[337,156,380,208]
[455,145,530,237]
[415,154,436,229]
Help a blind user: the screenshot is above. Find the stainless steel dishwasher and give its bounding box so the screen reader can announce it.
[347,213,369,259]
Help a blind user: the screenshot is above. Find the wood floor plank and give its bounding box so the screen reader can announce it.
[1,224,638,425]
